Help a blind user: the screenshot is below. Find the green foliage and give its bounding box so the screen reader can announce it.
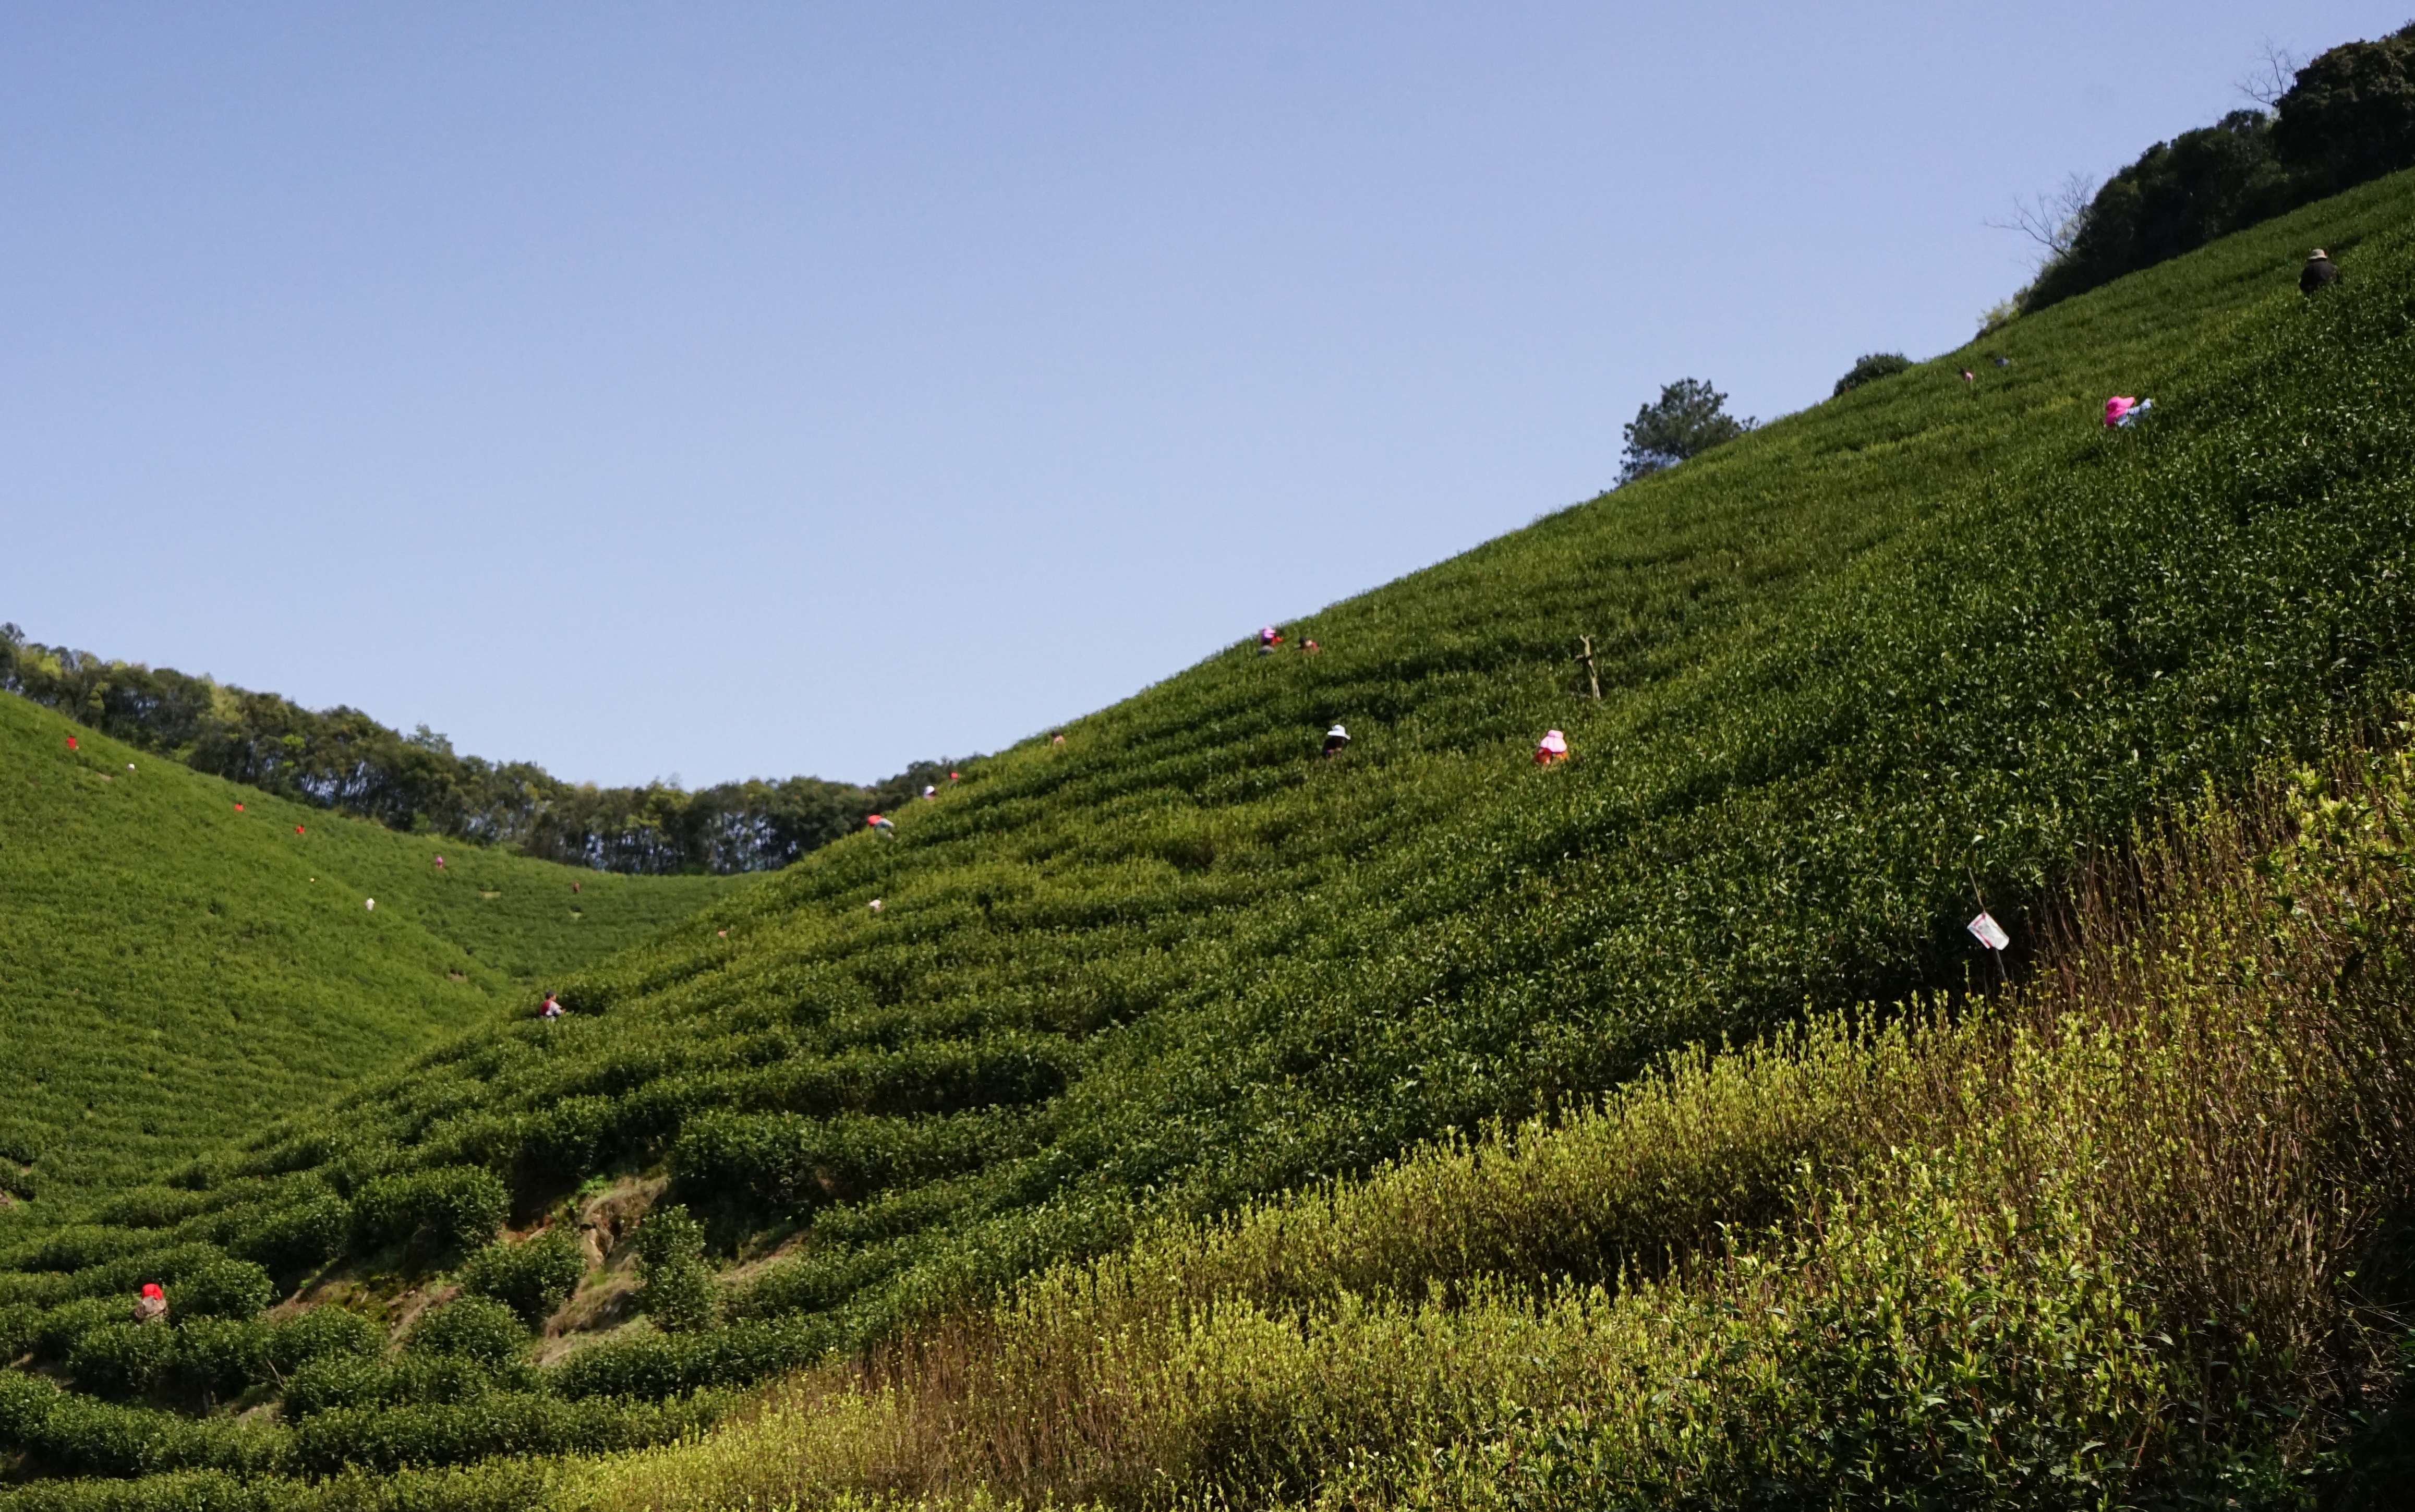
[63,1323,178,1400]
[1614,377,1752,483]
[1829,350,1910,396]
[0,626,959,877]
[457,1228,585,1327]
[401,1296,526,1374]
[633,1206,714,1334]
[2274,22,2415,196]
[347,1169,506,1262]
[228,1198,349,1287]
[264,1308,382,1376]
[586,748,2415,1511]
[0,694,740,1208]
[165,1260,272,1322]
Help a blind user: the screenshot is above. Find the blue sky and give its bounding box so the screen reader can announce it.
[1,3,2396,786]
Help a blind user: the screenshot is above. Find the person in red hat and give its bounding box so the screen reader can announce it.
[134,1283,168,1324]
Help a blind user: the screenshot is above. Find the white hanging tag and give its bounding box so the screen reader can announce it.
[1967,911,2010,951]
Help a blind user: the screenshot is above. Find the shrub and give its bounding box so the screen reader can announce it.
[262,1308,382,1378]
[290,1392,715,1475]
[166,1261,273,1323]
[18,1301,126,1364]
[348,1170,504,1261]
[63,1325,178,1399]
[1831,351,1910,395]
[632,1206,713,1334]
[457,1228,584,1327]
[400,1297,523,1374]
[228,1197,349,1285]
[172,1317,270,1400]
[277,1358,384,1421]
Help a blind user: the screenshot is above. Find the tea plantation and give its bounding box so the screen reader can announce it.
[8,167,2415,1508]
[0,693,743,1209]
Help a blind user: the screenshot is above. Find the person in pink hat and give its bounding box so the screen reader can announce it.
[1534,730,1571,765]
[2104,395,2153,428]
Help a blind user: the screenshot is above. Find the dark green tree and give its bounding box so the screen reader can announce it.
[1832,353,1912,397]
[2022,111,2289,311]
[2273,22,2415,196]
[1619,379,1754,486]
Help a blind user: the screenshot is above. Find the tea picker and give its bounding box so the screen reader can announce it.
[1534,730,1570,765]
[1321,724,1351,758]
[2302,248,2338,294]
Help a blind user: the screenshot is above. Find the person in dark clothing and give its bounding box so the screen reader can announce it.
[1321,723,1350,758]
[2302,249,2339,294]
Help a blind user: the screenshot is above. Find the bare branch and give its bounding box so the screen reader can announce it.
[1985,173,2096,264]
[2237,38,2301,108]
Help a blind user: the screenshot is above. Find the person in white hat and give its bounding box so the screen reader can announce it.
[2302,248,2338,294]
[1321,724,1351,757]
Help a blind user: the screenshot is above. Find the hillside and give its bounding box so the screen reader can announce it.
[0,692,743,1212]
[0,627,957,877]
[6,167,2415,1509]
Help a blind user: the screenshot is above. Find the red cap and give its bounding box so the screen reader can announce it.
[141,1284,164,1299]
[66,736,77,749]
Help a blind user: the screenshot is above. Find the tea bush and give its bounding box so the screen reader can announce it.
[347,1170,505,1262]
[458,1229,585,1327]
[400,1297,524,1376]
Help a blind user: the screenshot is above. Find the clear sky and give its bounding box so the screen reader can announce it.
[1,3,2397,787]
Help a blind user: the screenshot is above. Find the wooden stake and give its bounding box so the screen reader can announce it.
[1577,636,1602,702]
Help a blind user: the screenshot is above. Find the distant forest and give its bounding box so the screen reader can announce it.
[0,623,956,875]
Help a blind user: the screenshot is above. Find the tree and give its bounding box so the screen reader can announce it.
[1832,353,1911,398]
[1619,379,1754,486]
[2273,22,2415,196]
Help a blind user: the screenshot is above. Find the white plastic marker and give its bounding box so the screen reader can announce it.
[1967,911,2009,950]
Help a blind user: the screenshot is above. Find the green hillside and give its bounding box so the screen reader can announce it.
[0,692,744,1211]
[7,167,2415,1509]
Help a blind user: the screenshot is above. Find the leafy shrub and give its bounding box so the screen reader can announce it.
[63,1325,178,1399]
[632,1206,713,1334]
[262,1308,382,1378]
[278,1358,384,1421]
[172,1318,270,1400]
[1830,350,1910,395]
[400,1297,523,1374]
[347,1170,505,1261]
[290,1391,716,1475]
[228,1197,349,1285]
[456,1228,584,1327]
[165,1261,272,1322]
[17,1301,126,1364]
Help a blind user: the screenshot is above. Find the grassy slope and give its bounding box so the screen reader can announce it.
[4,169,2415,1504]
[0,692,743,1208]
[587,749,2415,1511]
